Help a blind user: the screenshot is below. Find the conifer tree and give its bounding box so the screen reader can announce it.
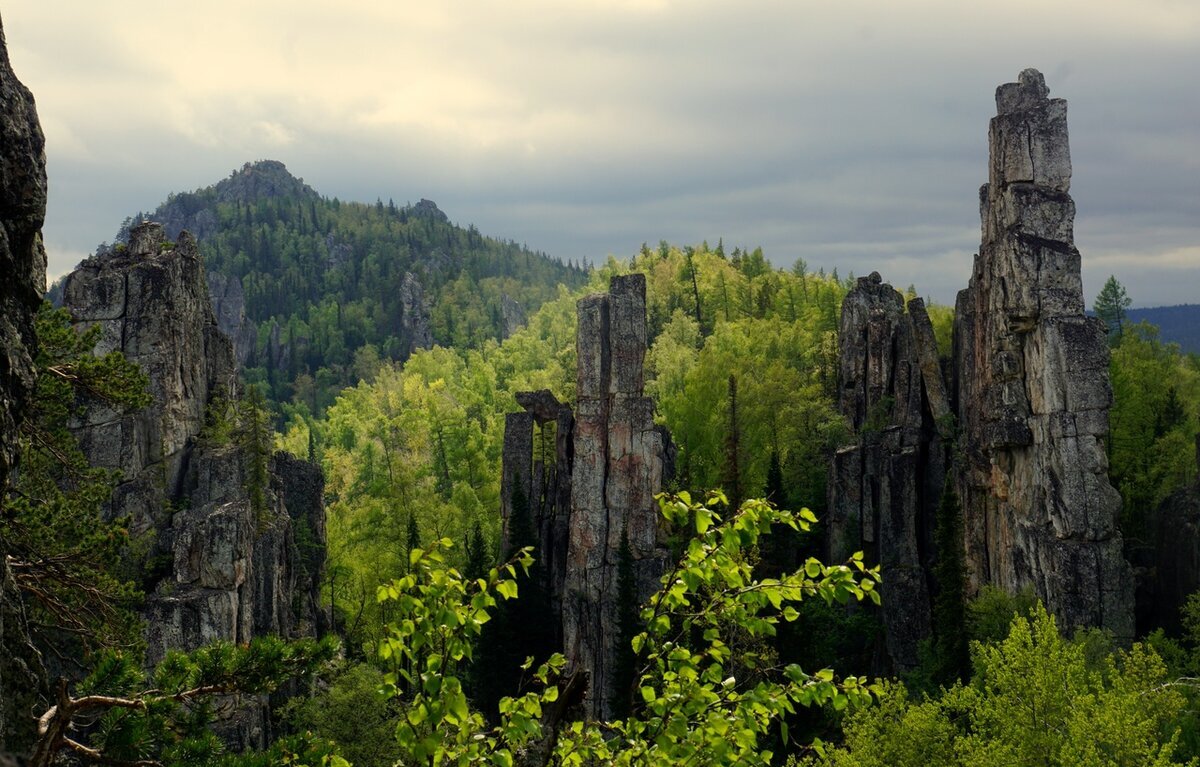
[929,477,969,684]
[610,524,640,719]
[722,375,742,512]
[1094,274,1131,345]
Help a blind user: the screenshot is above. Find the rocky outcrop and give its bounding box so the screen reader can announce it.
[64,224,237,536]
[498,275,673,719]
[500,390,574,627]
[206,272,257,367]
[0,10,47,750]
[61,224,326,736]
[501,294,527,338]
[953,69,1133,637]
[565,274,672,719]
[828,275,950,672]
[398,272,434,357]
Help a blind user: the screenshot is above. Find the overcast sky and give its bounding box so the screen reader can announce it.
[4,1,1198,307]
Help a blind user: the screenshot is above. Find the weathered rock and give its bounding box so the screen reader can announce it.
[0,10,47,749]
[501,391,575,628]
[64,224,236,519]
[828,273,947,672]
[206,271,257,367]
[498,276,674,718]
[398,272,434,357]
[501,293,527,338]
[61,223,327,747]
[564,274,671,719]
[953,69,1133,638]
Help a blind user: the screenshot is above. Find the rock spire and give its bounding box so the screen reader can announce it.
[953,68,1133,638]
[499,275,674,719]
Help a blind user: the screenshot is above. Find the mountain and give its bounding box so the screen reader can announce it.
[94,160,589,412]
[1126,305,1200,354]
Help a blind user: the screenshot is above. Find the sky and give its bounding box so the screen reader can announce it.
[4,0,1198,307]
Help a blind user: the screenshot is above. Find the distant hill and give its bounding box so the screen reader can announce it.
[84,160,589,412]
[1127,305,1200,354]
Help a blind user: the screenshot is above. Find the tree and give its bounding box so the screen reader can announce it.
[2,305,151,667]
[30,636,340,767]
[722,375,743,511]
[926,478,968,686]
[374,492,882,766]
[1094,275,1131,345]
[609,524,640,719]
[811,603,1193,767]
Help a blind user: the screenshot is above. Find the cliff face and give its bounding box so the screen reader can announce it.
[0,9,47,748]
[830,70,1135,659]
[954,69,1133,638]
[828,275,949,671]
[566,274,673,719]
[62,223,326,674]
[499,275,673,719]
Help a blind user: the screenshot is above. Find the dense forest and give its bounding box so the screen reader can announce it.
[14,157,1200,762]
[89,161,590,413]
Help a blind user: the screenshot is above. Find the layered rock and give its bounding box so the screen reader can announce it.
[61,224,326,740]
[206,272,257,367]
[498,275,674,719]
[398,271,434,357]
[500,390,574,628]
[565,274,673,719]
[0,10,47,749]
[953,69,1133,637]
[829,275,950,671]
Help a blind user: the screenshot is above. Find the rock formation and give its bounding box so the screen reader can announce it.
[0,9,47,749]
[569,275,674,718]
[500,390,574,628]
[206,272,257,367]
[953,69,1133,638]
[830,70,1135,662]
[501,294,527,338]
[499,275,673,719]
[828,275,950,671]
[398,271,434,357]
[61,222,326,743]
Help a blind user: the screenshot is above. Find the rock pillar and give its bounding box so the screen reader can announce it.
[953,69,1133,638]
[564,274,671,719]
[828,274,950,672]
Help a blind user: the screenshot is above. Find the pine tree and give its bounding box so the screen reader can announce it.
[722,375,742,511]
[610,524,640,718]
[929,477,969,685]
[1094,275,1131,345]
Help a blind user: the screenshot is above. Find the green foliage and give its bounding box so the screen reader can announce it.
[30,635,339,767]
[282,661,401,767]
[1108,322,1200,544]
[2,303,150,664]
[1094,275,1132,345]
[134,181,588,412]
[809,603,1194,767]
[372,492,882,766]
[965,585,1039,646]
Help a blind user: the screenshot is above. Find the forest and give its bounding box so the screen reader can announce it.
[8,229,1200,765]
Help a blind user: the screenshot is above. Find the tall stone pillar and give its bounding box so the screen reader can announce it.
[953,69,1133,638]
[564,274,671,719]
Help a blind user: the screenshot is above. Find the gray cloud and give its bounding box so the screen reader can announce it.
[6,0,1197,307]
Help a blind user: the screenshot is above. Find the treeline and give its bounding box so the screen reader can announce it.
[292,242,893,654]
[108,163,589,413]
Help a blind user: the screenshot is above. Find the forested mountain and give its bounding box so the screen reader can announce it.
[1127,305,1200,354]
[95,160,589,412]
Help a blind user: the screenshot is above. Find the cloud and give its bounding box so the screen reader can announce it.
[3,0,1197,307]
